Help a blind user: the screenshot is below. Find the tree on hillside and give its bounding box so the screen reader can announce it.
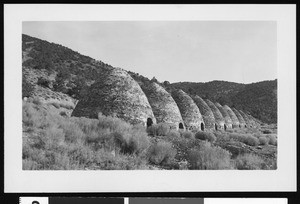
[53,68,70,93]
[67,76,87,99]
[151,77,159,83]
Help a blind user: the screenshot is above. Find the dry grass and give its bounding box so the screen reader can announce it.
[258,136,269,145]
[179,130,195,139]
[267,134,277,146]
[147,123,170,136]
[195,131,216,143]
[228,133,259,146]
[167,130,181,138]
[22,100,151,170]
[148,141,176,166]
[234,153,265,170]
[187,142,233,170]
[22,100,276,170]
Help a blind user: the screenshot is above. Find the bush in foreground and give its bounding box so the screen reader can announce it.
[244,135,259,146]
[23,100,152,170]
[195,131,216,143]
[267,134,277,146]
[187,142,232,170]
[148,141,176,166]
[167,129,181,138]
[228,133,259,146]
[147,123,170,136]
[258,136,269,145]
[179,130,195,139]
[234,153,265,170]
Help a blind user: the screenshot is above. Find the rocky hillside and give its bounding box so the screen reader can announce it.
[171,80,277,124]
[22,34,112,100]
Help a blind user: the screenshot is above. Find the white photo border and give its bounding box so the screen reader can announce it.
[4,4,296,192]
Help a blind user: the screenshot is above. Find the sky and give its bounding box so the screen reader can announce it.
[23,21,277,84]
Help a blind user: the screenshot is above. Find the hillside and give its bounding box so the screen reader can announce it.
[170,80,277,124]
[22,34,277,124]
[171,81,245,102]
[22,34,113,100]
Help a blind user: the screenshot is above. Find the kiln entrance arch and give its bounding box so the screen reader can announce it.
[179,122,184,129]
[147,118,153,127]
[201,123,204,131]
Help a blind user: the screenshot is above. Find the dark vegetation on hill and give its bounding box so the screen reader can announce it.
[171,80,277,124]
[22,34,113,99]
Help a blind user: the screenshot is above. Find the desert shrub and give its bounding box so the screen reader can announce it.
[213,131,228,141]
[37,77,51,88]
[39,125,65,149]
[32,97,42,105]
[67,143,95,167]
[94,149,149,170]
[59,120,85,143]
[22,77,34,98]
[23,107,152,170]
[49,152,72,170]
[243,135,259,146]
[226,129,234,133]
[22,102,36,127]
[180,130,195,139]
[253,132,262,138]
[23,139,73,170]
[258,136,269,145]
[82,116,150,155]
[228,133,259,146]
[113,126,150,155]
[146,125,158,136]
[75,117,101,135]
[195,131,216,142]
[187,142,232,170]
[97,113,132,133]
[23,147,47,169]
[167,130,181,138]
[148,141,176,165]
[85,128,115,151]
[59,111,68,117]
[22,101,55,129]
[267,134,277,146]
[156,123,170,136]
[147,123,170,136]
[129,124,151,153]
[235,153,265,170]
[22,159,39,170]
[228,133,247,142]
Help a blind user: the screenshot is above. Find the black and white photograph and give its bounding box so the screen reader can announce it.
[21,21,278,171]
[4,4,296,192]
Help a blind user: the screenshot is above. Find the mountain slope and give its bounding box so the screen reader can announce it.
[230,80,277,123]
[170,80,277,124]
[22,34,112,99]
[171,81,245,102]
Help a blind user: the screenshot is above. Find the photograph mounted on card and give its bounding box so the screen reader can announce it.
[4,4,296,192]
